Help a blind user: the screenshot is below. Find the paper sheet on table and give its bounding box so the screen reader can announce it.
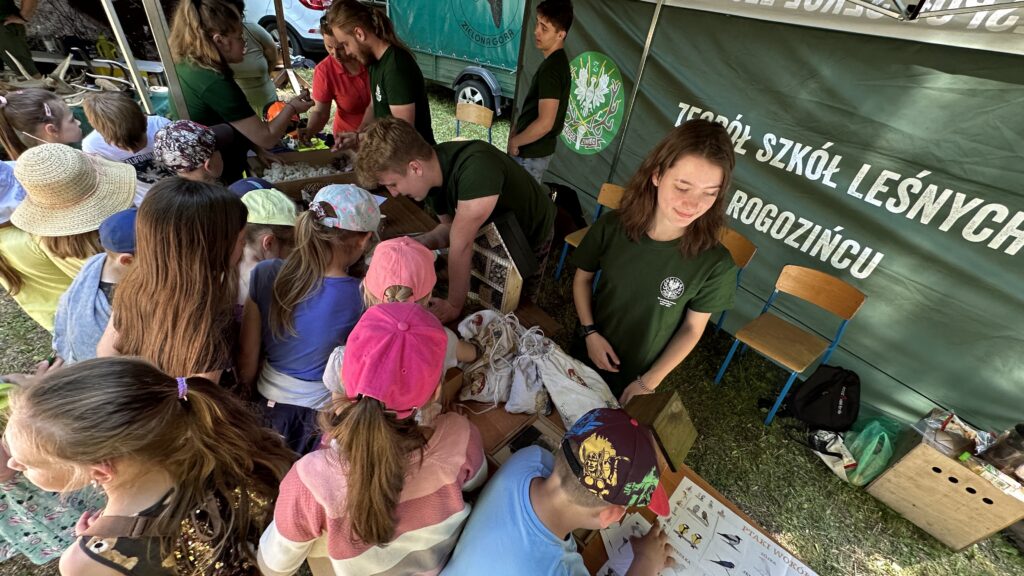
[660,478,817,576]
[599,512,651,575]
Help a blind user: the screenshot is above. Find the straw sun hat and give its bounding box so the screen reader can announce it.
[11,144,136,237]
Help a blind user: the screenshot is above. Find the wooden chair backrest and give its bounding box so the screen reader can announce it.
[776,265,866,320]
[597,183,625,210]
[719,227,757,269]
[456,102,494,129]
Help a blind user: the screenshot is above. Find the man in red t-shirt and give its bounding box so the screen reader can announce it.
[301,18,370,142]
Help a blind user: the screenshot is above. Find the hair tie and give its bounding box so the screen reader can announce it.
[176,377,189,401]
[42,103,52,118]
[308,201,328,221]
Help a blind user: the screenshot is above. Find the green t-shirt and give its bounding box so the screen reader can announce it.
[174,61,256,127]
[430,141,555,250]
[514,48,570,158]
[571,212,738,392]
[370,46,435,145]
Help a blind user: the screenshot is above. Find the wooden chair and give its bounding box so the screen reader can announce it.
[454,102,494,144]
[553,183,625,280]
[714,227,757,331]
[713,265,866,425]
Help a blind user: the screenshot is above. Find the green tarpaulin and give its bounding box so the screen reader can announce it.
[521,0,1024,430]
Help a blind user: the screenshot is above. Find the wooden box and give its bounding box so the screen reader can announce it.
[469,222,524,314]
[247,149,358,199]
[624,391,697,472]
[867,437,1024,550]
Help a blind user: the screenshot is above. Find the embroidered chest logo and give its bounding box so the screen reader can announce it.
[375,84,382,102]
[658,277,685,308]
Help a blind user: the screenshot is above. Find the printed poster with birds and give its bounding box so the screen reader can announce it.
[658,478,817,576]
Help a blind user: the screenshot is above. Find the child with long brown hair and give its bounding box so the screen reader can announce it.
[98,177,248,382]
[0,88,83,160]
[3,357,294,575]
[237,184,378,454]
[257,303,486,575]
[571,119,739,403]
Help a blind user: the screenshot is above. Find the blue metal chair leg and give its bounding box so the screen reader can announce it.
[592,269,602,293]
[554,243,570,280]
[714,339,741,384]
[765,371,800,425]
[714,310,728,333]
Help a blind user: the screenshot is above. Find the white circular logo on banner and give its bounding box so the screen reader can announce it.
[660,277,685,300]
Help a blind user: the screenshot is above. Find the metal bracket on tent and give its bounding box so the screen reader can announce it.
[841,0,904,20]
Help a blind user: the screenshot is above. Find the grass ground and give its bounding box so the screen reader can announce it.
[0,87,1020,575]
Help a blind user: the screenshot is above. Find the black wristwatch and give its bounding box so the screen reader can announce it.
[580,323,598,338]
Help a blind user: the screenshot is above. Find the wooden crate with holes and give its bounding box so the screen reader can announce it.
[867,435,1024,550]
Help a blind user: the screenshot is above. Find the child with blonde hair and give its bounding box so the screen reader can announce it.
[322,236,479,404]
[238,184,379,454]
[3,357,294,575]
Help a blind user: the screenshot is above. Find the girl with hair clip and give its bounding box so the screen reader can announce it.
[168,0,313,182]
[2,356,295,575]
[257,302,486,576]
[97,177,248,383]
[326,0,435,147]
[571,119,740,404]
[237,184,379,455]
[0,88,83,160]
[322,236,481,406]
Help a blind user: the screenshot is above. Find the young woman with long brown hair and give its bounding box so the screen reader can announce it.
[237,184,378,454]
[168,0,313,181]
[98,177,248,382]
[571,119,739,403]
[3,357,294,575]
[257,303,486,575]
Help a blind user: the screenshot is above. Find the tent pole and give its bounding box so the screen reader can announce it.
[98,0,154,114]
[606,0,665,184]
[139,0,189,120]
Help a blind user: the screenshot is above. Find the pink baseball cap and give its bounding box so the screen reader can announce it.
[365,237,437,302]
[342,302,448,418]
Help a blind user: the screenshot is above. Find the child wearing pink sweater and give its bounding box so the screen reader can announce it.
[257,302,486,575]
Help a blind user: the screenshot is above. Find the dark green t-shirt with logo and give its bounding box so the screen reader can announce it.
[429,141,555,250]
[370,45,435,145]
[174,61,255,127]
[515,48,570,158]
[571,212,737,392]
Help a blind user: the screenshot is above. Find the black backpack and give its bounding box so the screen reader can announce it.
[775,365,860,431]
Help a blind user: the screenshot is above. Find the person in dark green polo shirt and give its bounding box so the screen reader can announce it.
[327,1,435,146]
[571,120,738,402]
[0,0,39,78]
[357,118,555,324]
[508,0,573,183]
[168,0,313,181]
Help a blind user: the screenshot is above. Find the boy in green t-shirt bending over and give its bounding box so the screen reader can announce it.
[507,0,573,183]
[358,118,556,324]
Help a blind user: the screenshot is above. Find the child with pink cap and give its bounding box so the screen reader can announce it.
[257,302,486,575]
[321,236,481,405]
[237,183,379,454]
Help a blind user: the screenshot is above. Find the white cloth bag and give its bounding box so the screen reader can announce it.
[538,345,619,428]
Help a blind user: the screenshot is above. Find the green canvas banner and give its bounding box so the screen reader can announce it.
[531,2,1024,430]
[390,0,524,70]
